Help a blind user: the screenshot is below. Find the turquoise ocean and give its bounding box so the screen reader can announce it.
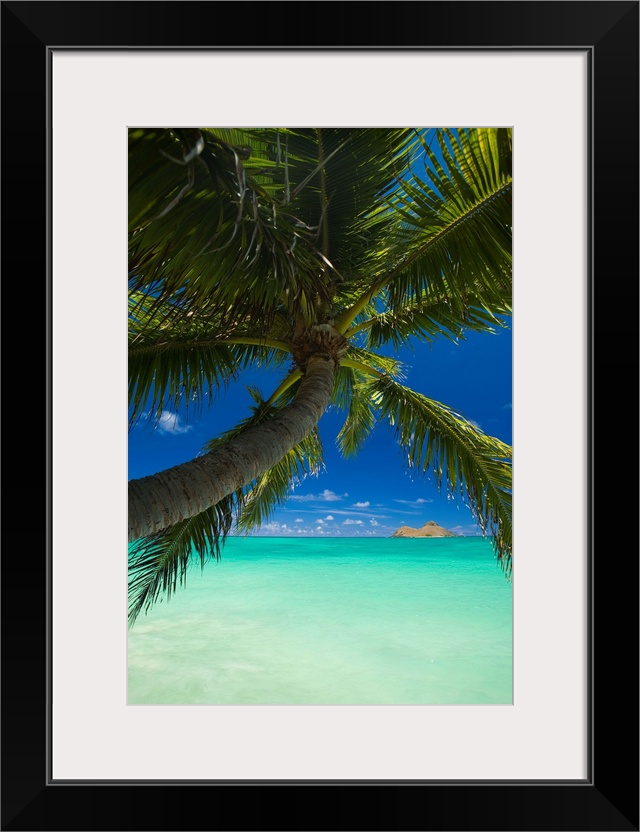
[128,536,512,705]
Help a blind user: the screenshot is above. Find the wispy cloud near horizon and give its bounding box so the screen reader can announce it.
[393,497,433,507]
[289,489,346,502]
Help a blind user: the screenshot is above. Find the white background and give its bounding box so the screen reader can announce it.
[52,51,588,780]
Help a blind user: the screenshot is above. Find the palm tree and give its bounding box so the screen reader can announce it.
[128,127,512,625]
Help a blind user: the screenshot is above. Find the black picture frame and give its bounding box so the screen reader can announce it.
[3,2,638,830]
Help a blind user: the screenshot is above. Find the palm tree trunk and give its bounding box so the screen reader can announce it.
[128,355,335,541]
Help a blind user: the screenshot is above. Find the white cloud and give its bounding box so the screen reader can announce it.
[148,412,194,435]
[316,519,325,525]
[370,519,380,526]
[321,508,389,519]
[325,515,334,521]
[393,498,434,507]
[290,489,343,502]
[343,518,364,526]
[295,518,303,523]
[451,523,483,536]
[254,521,292,535]
[352,501,370,508]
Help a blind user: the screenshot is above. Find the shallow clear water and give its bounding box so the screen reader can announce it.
[128,536,512,705]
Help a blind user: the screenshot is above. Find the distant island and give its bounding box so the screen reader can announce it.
[391,520,458,539]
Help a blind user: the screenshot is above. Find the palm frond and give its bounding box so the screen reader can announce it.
[236,428,324,532]
[370,375,512,572]
[272,129,418,275]
[129,339,239,427]
[335,372,378,458]
[129,128,333,329]
[128,494,236,627]
[382,128,512,311]
[343,345,405,379]
[336,127,512,332]
[129,289,293,425]
[355,291,511,351]
[129,332,293,428]
[330,363,355,411]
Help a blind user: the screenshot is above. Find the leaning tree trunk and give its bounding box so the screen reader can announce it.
[128,353,336,542]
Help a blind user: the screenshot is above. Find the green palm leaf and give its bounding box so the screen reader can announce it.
[129,128,329,329]
[336,128,511,333]
[129,290,293,424]
[235,428,324,532]
[353,290,511,350]
[335,369,378,458]
[270,128,417,267]
[128,493,236,627]
[381,128,512,310]
[129,336,293,426]
[370,375,512,573]
[342,345,405,379]
[129,128,422,334]
[129,338,238,427]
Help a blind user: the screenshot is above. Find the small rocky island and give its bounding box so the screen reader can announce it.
[391,520,458,539]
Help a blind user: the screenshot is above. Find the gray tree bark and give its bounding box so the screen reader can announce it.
[128,354,335,541]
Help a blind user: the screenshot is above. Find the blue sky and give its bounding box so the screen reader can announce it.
[129,319,512,539]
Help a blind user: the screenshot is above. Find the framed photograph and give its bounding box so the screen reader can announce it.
[3,1,637,830]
